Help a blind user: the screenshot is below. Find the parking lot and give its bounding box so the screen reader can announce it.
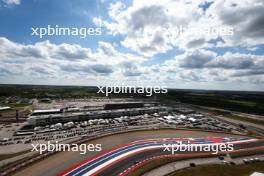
[0,114,162,154]
[0,102,248,155]
[158,113,246,134]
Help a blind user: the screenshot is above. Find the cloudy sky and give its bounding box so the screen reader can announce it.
[0,0,264,91]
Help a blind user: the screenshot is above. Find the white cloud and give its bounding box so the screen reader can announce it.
[208,0,264,46]
[0,37,146,85]
[151,48,264,90]
[95,0,206,57]
[94,0,264,56]
[1,36,263,90]
[1,0,20,6]
[1,0,264,91]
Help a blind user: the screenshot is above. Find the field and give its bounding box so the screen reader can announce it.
[159,89,264,116]
[166,162,264,176]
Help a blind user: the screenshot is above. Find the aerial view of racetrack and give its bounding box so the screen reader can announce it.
[1,96,264,176]
[1,0,264,175]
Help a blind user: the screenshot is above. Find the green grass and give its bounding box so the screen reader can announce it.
[226,100,257,107]
[230,149,264,158]
[187,93,217,97]
[127,157,181,176]
[226,114,264,126]
[159,90,264,116]
[127,155,222,176]
[127,149,264,176]
[166,162,264,176]
[0,150,30,161]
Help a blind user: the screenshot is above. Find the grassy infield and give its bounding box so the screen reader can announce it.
[0,150,30,161]
[166,162,264,176]
[226,114,264,126]
[127,150,264,176]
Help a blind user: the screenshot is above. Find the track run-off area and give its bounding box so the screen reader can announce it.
[59,137,264,176]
